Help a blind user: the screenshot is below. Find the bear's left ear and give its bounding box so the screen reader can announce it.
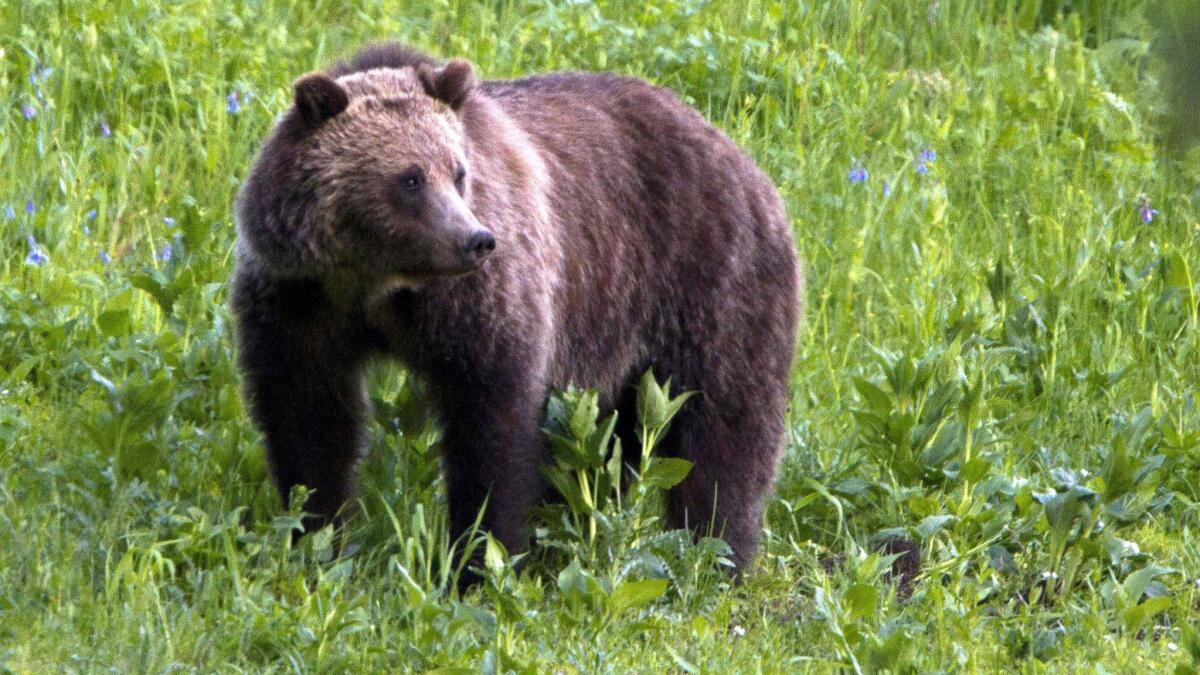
[418,59,476,111]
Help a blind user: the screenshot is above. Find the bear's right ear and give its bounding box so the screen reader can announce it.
[293,73,350,127]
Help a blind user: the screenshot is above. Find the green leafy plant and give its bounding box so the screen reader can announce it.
[530,370,728,622]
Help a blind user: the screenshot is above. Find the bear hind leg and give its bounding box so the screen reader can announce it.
[661,397,786,571]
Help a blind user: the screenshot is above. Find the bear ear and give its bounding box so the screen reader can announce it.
[293,73,350,127]
[417,59,476,111]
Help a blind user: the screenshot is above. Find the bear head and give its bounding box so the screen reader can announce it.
[236,59,494,283]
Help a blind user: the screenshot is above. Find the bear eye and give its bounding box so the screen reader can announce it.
[397,166,425,194]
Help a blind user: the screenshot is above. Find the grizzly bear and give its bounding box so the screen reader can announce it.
[231,43,802,575]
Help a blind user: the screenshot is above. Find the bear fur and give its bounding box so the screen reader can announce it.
[231,43,802,573]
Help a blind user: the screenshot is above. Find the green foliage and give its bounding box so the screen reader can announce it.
[529,371,725,626]
[3,0,1200,671]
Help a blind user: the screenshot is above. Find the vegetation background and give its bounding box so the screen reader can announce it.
[3,0,1200,671]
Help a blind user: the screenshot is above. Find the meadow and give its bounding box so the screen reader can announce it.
[3,0,1200,671]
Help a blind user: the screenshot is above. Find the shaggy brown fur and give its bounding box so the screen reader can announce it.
[232,43,803,578]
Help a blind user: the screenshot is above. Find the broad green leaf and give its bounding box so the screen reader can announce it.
[853,376,892,414]
[846,583,878,620]
[916,514,955,539]
[1121,597,1172,634]
[609,578,668,615]
[637,369,669,430]
[484,536,507,572]
[641,457,693,489]
[1121,565,1174,603]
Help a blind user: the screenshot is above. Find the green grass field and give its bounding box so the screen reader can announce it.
[3,0,1200,671]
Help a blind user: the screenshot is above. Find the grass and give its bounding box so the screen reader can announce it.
[3,0,1200,671]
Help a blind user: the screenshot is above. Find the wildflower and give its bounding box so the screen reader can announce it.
[1138,198,1159,223]
[919,148,937,162]
[163,216,177,227]
[3,205,14,220]
[731,625,746,637]
[25,235,48,266]
[21,104,36,119]
[29,65,53,84]
[25,200,35,215]
[915,161,929,175]
[158,244,173,262]
[99,120,112,137]
[227,91,240,114]
[883,180,893,197]
[847,166,868,183]
[98,250,111,265]
[86,208,97,220]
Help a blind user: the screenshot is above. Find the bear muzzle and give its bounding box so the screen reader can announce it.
[460,229,496,266]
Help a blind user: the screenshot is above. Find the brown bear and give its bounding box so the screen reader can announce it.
[231,43,802,575]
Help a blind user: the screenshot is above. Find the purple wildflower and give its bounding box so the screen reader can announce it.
[25,235,48,266]
[163,216,177,227]
[3,205,14,220]
[919,148,937,162]
[847,166,868,183]
[158,244,173,262]
[883,181,893,197]
[25,200,35,215]
[1137,196,1159,224]
[98,250,112,265]
[226,91,240,114]
[86,208,97,220]
[21,104,36,120]
[915,162,929,175]
[100,120,112,137]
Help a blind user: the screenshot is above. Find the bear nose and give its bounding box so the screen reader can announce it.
[463,230,496,262]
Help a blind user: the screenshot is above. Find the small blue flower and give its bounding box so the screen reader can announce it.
[99,121,112,137]
[915,161,929,175]
[25,235,48,266]
[158,244,173,262]
[919,148,937,162]
[226,91,240,114]
[30,65,53,83]
[98,250,112,265]
[3,205,14,220]
[1138,196,1159,224]
[883,181,893,197]
[86,208,97,220]
[847,166,868,183]
[21,104,36,119]
[25,200,35,215]
[82,225,91,236]
[163,216,177,227]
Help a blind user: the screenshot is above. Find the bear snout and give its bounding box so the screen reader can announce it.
[460,229,496,264]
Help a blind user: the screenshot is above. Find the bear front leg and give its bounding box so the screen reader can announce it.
[429,367,547,573]
[232,272,370,533]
